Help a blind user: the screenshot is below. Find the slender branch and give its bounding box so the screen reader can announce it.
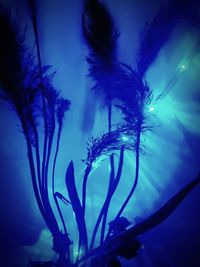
[78,172,200,266]
[29,0,59,236]
[90,106,126,248]
[20,117,52,231]
[112,146,125,193]
[52,122,69,236]
[65,161,88,256]
[90,146,124,248]
[82,102,113,217]
[29,117,44,205]
[82,165,92,214]
[100,102,114,244]
[106,125,141,240]
[100,155,114,245]
[108,102,112,132]
[45,118,56,195]
[116,130,140,218]
[90,201,106,249]
[29,0,49,192]
[52,123,62,196]
[54,193,68,235]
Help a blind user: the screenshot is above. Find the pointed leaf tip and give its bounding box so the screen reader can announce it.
[65,160,74,180]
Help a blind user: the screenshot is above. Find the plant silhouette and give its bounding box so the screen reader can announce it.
[0,0,200,267]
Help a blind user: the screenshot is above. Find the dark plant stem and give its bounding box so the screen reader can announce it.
[108,102,112,132]
[42,128,48,191]
[21,116,54,232]
[45,124,69,240]
[29,0,49,192]
[100,102,114,244]
[100,153,114,244]
[90,153,115,249]
[45,118,55,194]
[106,124,141,240]
[103,145,124,242]
[66,161,88,257]
[54,194,68,235]
[29,0,60,242]
[112,146,125,194]
[56,252,71,267]
[52,123,62,195]
[78,172,200,266]
[87,103,113,249]
[89,201,107,249]
[30,119,58,233]
[90,104,126,248]
[29,117,43,202]
[52,122,68,236]
[117,129,141,217]
[90,146,124,248]
[82,165,91,215]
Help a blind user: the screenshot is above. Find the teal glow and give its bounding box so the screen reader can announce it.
[149,106,155,112]
[121,135,129,142]
[1,1,200,266]
[179,63,188,72]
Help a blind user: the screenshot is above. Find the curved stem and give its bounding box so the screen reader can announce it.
[91,102,123,247]
[78,173,200,266]
[108,102,112,132]
[52,123,62,196]
[52,123,69,235]
[106,127,141,240]
[82,166,91,214]
[45,125,55,195]
[29,118,43,205]
[54,194,68,235]
[66,161,88,255]
[100,154,115,245]
[112,146,125,193]
[29,0,49,192]
[90,129,125,248]
[21,117,51,230]
[30,121,60,234]
[90,154,114,249]
[117,133,140,217]
[29,0,59,236]
[99,102,115,244]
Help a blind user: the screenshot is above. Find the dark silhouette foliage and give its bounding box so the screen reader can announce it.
[0,0,200,267]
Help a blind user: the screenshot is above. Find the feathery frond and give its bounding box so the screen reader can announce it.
[83,0,119,63]
[83,0,119,104]
[136,0,190,77]
[0,5,23,101]
[85,126,136,168]
[113,64,152,126]
[56,97,71,126]
[83,1,153,131]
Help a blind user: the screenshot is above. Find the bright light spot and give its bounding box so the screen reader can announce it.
[75,251,79,256]
[92,160,102,170]
[149,106,155,112]
[180,63,187,71]
[121,135,129,142]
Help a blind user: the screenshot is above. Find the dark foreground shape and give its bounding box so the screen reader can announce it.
[28,173,200,267]
[78,173,200,267]
[28,259,55,267]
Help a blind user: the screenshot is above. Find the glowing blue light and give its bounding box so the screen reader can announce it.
[121,135,129,142]
[149,106,155,112]
[180,63,187,71]
[75,251,79,256]
[92,162,99,169]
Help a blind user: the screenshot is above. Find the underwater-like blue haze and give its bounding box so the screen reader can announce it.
[0,0,200,267]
